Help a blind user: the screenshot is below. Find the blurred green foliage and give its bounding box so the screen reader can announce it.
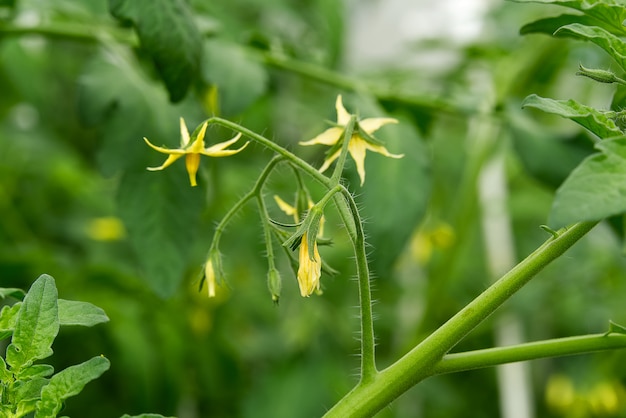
[1,0,626,417]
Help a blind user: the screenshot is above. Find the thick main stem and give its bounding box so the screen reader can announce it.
[323,221,597,418]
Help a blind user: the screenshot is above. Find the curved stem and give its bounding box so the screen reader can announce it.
[206,117,330,188]
[209,156,284,251]
[323,221,598,418]
[432,333,626,375]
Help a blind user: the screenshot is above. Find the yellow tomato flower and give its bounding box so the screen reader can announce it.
[300,95,403,185]
[297,232,321,297]
[144,117,248,187]
[274,195,324,297]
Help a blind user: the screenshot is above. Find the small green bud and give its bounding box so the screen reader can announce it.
[267,268,282,304]
[576,64,624,84]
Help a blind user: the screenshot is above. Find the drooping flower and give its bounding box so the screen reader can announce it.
[144,117,248,187]
[300,95,403,185]
[297,232,321,297]
[274,195,324,297]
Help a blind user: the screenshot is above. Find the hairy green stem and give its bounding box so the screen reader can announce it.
[324,221,598,418]
[432,333,626,375]
[340,186,377,381]
[330,116,357,185]
[209,156,283,251]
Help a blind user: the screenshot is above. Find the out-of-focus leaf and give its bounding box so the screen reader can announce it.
[120,414,176,418]
[522,94,623,139]
[117,168,203,298]
[550,136,626,227]
[0,288,25,300]
[555,24,626,71]
[108,0,202,102]
[77,47,176,177]
[35,356,110,418]
[58,300,109,327]
[349,97,430,274]
[202,39,268,116]
[514,0,626,35]
[508,109,592,189]
[606,320,626,335]
[6,275,59,373]
[520,14,599,36]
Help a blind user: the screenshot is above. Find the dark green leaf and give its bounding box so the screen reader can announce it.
[520,14,601,36]
[6,275,59,373]
[550,136,626,226]
[555,24,626,71]
[35,356,110,418]
[522,94,623,139]
[514,0,626,35]
[109,0,203,102]
[117,168,203,298]
[202,39,269,116]
[77,46,178,177]
[0,288,25,300]
[58,300,109,327]
[120,414,177,418]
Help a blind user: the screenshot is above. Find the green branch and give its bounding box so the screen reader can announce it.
[323,221,598,418]
[432,333,626,375]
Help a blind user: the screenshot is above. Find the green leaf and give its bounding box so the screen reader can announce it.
[0,288,25,300]
[550,136,626,226]
[35,356,110,418]
[514,0,626,35]
[522,94,623,139]
[6,275,59,373]
[109,0,203,102]
[117,168,204,298]
[520,14,602,36]
[77,45,178,177]
[202,39,269,116]
[606,320,626,335]
[14,377,48,417]
[58,300,109,327]
[18,364,54,379]
[120,414,177,418]
[0,303,21,340]
[555,24,626,71]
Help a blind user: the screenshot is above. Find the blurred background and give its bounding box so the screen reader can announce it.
[2,0,626,417]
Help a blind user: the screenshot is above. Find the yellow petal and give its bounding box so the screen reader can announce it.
[318,149,341,173]
[359,117,398,134]
[203,133,246,155]
[144,137,186,155]
[185,153,201,186]
[348,138,368,186]
[274,195,297,217]
[205,260,216,297]
[180,117,191,147]
[335,94,351,126]
[188,122,209,153]
[146,153,184,171]
[300,127,343,146]
[297,233,321,297]
[364,141,404,159]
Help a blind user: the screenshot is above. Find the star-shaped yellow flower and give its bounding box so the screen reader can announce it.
[144,117,248,187]
[300,95,403,185]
